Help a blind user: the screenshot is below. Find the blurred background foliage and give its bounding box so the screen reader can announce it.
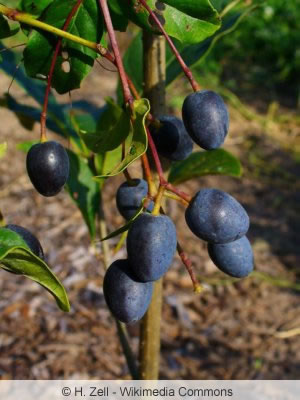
[199,0,299,109]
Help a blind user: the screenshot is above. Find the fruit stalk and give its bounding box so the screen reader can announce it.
[40,0,83,142]
[177,243,203,293]
[137,0,200,92]
[97,0,133,106]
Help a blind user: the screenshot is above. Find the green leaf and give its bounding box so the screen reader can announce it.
[112,0,220,44]
[168,149,242,184]
[166,5,258,86]
[94,98,150,178]
[23,0,103,94]
[80,99,131,153]
[0,228,70,312]
[0,14,19,39]
[65,150,100,239]
[101,204,144,241]
[18,0,54,17]
[0,142,7,159]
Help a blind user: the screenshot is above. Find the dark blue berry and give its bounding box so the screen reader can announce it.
[116,179,154,220]
[149,116,193,161]
[127,213,177,282]
[208,236,254,278]
[185,189,249,244]
[5,224,44,259]
[103,259,153,324]
[182,90,229,150]
[26,141,70,197]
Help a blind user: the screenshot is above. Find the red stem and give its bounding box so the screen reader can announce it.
[146,126,165,185]
[165,183,192,204]
[40,0,83,141]
[137,0,200,93]
[98,0,133,106]
[97,37,192,204]
[177,243,202,293]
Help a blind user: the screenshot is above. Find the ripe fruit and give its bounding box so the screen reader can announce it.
[127,213,177,282]
[116,179,154,220]
[26,141,70,197]
[149,116,193,161]
[182,90,229,150]
[208,236,254,278]
[5,224,44,259]
[185,188,249,244]
[103,259,153,324]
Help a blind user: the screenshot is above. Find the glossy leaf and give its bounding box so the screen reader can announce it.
[94,98,150,178]
[166,5,257,86]
[0,228,70,312]
[66,150,100,239]
[0,14,19,39]
[111,0,220,44]
[80,99,131,153]
[168,149,242,184]
[23,0,103,94]
[0,142,7,159]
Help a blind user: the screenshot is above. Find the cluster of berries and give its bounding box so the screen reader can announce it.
[103,90,253,324]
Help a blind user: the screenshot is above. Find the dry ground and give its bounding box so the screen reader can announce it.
[0,64,299,379]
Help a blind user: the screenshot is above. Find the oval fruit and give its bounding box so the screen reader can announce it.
[208,236,254,278]
[149,115,193,161]
[182,90,229,150]
[116,179,154,220]
[127,213,177,282]
[185,188,249,244]
[26,141,70,197]
[103,259,153,324]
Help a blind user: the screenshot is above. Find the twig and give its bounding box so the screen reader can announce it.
[0,210,5,227]
[97,0,133,106]
[177,242,203,293]
[0,5,99,52]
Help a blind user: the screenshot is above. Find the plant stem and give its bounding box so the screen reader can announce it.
[40,0,83,142]
[0,210,5,227]
[146,126,166,185]
[137,0,200,92]
[0,5,101,52]
[164,182,192,203]
[164,191,189,206]
[97,0,133,106]
[153,185,165,216]
[112,231,127,255]
[139,32,166,381]
[139,278,163,379]
[141,154,156,197]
